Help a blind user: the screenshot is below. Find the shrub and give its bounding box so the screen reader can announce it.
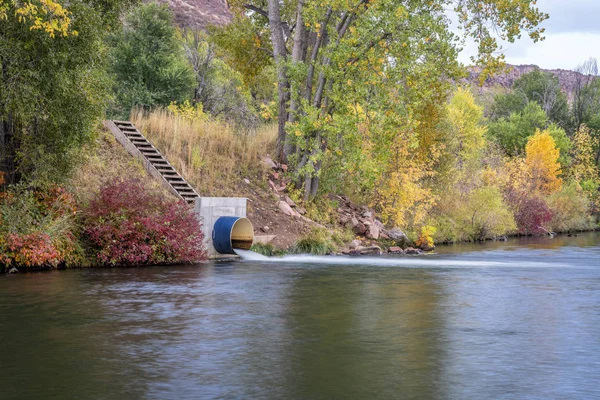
[289,228,336,255]
[416,225,437,249]
[548,183,595,232]
[82,178,206,266]
[0,184,83,269]
[513,195,553,235]
[461,186,516,241]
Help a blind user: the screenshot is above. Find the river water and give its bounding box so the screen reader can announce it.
[1,233,599,399]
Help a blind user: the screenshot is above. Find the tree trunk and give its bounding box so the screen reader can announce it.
[283,0,308,161]
[267,0,290,163]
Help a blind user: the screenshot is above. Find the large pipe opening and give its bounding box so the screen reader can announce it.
[212,216,254,254]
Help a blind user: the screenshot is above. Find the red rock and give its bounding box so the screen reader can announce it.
[388,246,404,254]
[271,171,280,180]
[353,222,367,235]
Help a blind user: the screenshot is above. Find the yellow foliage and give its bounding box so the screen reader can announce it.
[3,0,75,37]
[416,225,436,249]
[525,129,562,194]
[569,125,599,182]
[167,100,208,122]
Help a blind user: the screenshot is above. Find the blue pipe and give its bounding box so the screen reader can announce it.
[212,216,253,254]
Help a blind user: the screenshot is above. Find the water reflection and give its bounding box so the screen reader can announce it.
[0,233,599,399]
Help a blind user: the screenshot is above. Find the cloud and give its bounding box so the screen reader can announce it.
[458,32,600,70]
[539,0,600,34]
[456,0,600,70]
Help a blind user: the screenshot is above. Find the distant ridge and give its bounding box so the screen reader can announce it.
[152,0,232,30]
[466,64,598,101]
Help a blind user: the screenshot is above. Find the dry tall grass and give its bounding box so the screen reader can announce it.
[131,109,277,196]
[69,131,169,205]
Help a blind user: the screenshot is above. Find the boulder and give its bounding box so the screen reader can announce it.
[278,201,299,217]
[405,247,423,255]
[366,223,380,240]
[359,245,382,255]
[353,222,367,235]
[281,164,288,172]
[350,217,360,227]
[271,171,280,180]
[296,207,307,215]
[263,157,278,169]
[349,239,362,249]
[388,227,409,244]
[388,246,404,254]
[284,196,296,207]
[362,210,373,218]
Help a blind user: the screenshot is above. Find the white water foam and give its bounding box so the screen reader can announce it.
[233,250,562,268]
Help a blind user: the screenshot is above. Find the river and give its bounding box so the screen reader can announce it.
[1,233,599,399]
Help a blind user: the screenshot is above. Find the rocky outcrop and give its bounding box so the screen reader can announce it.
[466,64,597,102]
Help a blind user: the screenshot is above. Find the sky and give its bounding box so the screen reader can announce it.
[457,0,600,71]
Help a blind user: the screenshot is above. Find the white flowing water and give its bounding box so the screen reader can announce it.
[234,248,568,268]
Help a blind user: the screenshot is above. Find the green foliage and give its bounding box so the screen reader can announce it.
[488,102,571,164]
[1,0,128,185]
[179,29,258,125]
[432,186,516,243]
[548,183,595,232]
[289,228,336,255]
[250,242,286,257]
[108,2,195,119]
[491,70,569,128]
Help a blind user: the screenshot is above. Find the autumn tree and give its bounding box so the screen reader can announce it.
[525,129,562,194]
[221,0,547,200]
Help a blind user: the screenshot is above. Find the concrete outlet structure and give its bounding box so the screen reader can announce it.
[194,197,250,259]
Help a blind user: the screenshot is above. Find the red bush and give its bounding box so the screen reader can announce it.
[83,179,206,266]
[513,195,553,235]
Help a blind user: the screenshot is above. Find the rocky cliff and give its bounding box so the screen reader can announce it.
[155,0,232,30]
[467,64,596,101]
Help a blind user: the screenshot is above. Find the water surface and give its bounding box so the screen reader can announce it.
[1,233,599,399]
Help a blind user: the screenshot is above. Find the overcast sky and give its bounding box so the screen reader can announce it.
[457,0,599,71]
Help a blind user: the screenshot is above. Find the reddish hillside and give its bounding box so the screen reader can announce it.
[467,64,597,101]
[154,0,232,29]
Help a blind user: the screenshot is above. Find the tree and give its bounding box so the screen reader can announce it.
[223,0,547,199]
[108,2,195,119]
[572,58,599,131]
[1,0,130,186]
[569,124,599,183]
[525,129,562,194]
[179,29,258,125]
[488,101,570,163]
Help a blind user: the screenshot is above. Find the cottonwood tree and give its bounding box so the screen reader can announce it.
[223,0,547,199]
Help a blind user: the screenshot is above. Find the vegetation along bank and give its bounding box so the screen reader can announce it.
[1,0,599,270]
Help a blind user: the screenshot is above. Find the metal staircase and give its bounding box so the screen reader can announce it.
[104,120,200,204]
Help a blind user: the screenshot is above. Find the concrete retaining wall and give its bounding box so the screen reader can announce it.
[195,197,247,259]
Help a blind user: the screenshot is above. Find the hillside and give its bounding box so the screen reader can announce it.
[153,0,231,29]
